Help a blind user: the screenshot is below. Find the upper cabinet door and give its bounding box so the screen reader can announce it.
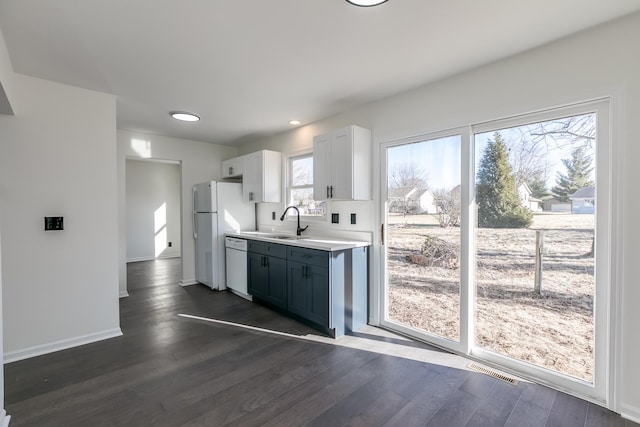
[313,132,331,200]
[242,150,282,203]
[313,125,371,201]
[242,152,263,203]
[329,128,353,201]
[222,157,244,178]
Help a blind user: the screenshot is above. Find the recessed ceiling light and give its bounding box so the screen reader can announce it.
[346,0,388,6]
[289,120,301,125]
[170,111,200,122]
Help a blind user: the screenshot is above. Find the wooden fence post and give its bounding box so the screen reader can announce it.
[534,230,545,295]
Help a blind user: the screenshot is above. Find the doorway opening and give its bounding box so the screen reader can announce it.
[125,158,182,291]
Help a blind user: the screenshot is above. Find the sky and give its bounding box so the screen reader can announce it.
[387,135,462,190]
[387,113,596,191]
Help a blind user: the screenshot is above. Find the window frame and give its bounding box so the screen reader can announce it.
[285,151,326,220]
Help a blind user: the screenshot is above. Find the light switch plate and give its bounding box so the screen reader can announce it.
[44,216,64,231]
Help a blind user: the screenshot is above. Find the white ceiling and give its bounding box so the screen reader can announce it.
[1,1,639,146]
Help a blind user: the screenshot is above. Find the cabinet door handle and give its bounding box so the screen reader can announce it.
[326,186,330,199]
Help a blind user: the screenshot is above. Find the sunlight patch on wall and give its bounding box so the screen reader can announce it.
[154,202,167,257]
[131,138,151,158]
[223,209,241,232]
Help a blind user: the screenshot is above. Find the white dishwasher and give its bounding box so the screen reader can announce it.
[225,237,251,300]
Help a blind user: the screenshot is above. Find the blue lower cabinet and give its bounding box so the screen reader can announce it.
[247,240,369,338]
[287,260,329,328]
[248,252,267,299]
[247,248,287,310]
[266,256,287,308]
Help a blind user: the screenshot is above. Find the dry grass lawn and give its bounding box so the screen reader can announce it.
[387,212,595,382]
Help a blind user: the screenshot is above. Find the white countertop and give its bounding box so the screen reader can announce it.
[226,231,371,252]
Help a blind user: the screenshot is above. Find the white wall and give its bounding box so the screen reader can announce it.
[118,130,238,294]
[0,228,8,425]
[238,12,640,418]
[126,159,181,262]
[0,26,14,114]
[0,74,120,360]
[0,24,11,427]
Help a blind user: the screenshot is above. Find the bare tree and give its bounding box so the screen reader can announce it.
[432,187,461,228]
[528,114,595,147]
[292,158,312,185]
[506,131,550,188]
[499,113,595,193]
[388,162,429,189]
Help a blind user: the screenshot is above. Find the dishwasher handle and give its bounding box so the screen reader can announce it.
[225,237,248,251]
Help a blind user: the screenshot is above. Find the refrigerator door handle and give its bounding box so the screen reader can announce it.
[193,213,197,239]
[193,186,197,212]
[192,187,198,238]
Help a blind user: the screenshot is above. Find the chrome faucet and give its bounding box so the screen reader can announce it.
[280,206,309,236]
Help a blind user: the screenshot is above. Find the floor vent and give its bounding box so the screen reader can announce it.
[467,363,519,385]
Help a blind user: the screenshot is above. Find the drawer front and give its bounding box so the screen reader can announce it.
[248,240,287,258]
[287,246,328,268]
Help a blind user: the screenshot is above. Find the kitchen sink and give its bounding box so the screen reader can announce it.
[271,235,304,240]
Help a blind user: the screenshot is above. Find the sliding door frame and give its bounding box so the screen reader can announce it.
[378,126,471,356]
[375,98,616,407]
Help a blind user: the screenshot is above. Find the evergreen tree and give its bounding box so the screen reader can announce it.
[551,146,595,201]
[476,132,533,228]
[528,171,550,199]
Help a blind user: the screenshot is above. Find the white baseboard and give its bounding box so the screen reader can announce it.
[180,280,198,287]
[4,328,123,364]
[119,290,130,298]
[126,255,180,263]
[621,403,640,424]
[0,409,10,427]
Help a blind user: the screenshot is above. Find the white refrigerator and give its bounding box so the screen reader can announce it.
[193,181,254,290]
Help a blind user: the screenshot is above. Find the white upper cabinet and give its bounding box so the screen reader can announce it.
[313,125,372,201]
[242,150,282,203]
[222,156,244,178]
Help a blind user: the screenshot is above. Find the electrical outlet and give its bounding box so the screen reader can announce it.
[272,211,276,220]
[168,242,172,247]
[331,213,339,224]
[351,213,356,224]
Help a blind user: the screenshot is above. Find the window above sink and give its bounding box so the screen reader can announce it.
[287,152,326,218]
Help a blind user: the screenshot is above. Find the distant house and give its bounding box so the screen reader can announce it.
[414,188,437,214]
[388,187,436,214]
[541,197,572,212]
[570,186,596,214]
[518,183,542,211]
[388,186,418,213]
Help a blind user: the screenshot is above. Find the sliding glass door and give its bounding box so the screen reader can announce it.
[382,133,464,349]
[380,100,610,403]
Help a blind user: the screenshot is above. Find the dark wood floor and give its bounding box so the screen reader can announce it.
[4,258,636,426]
